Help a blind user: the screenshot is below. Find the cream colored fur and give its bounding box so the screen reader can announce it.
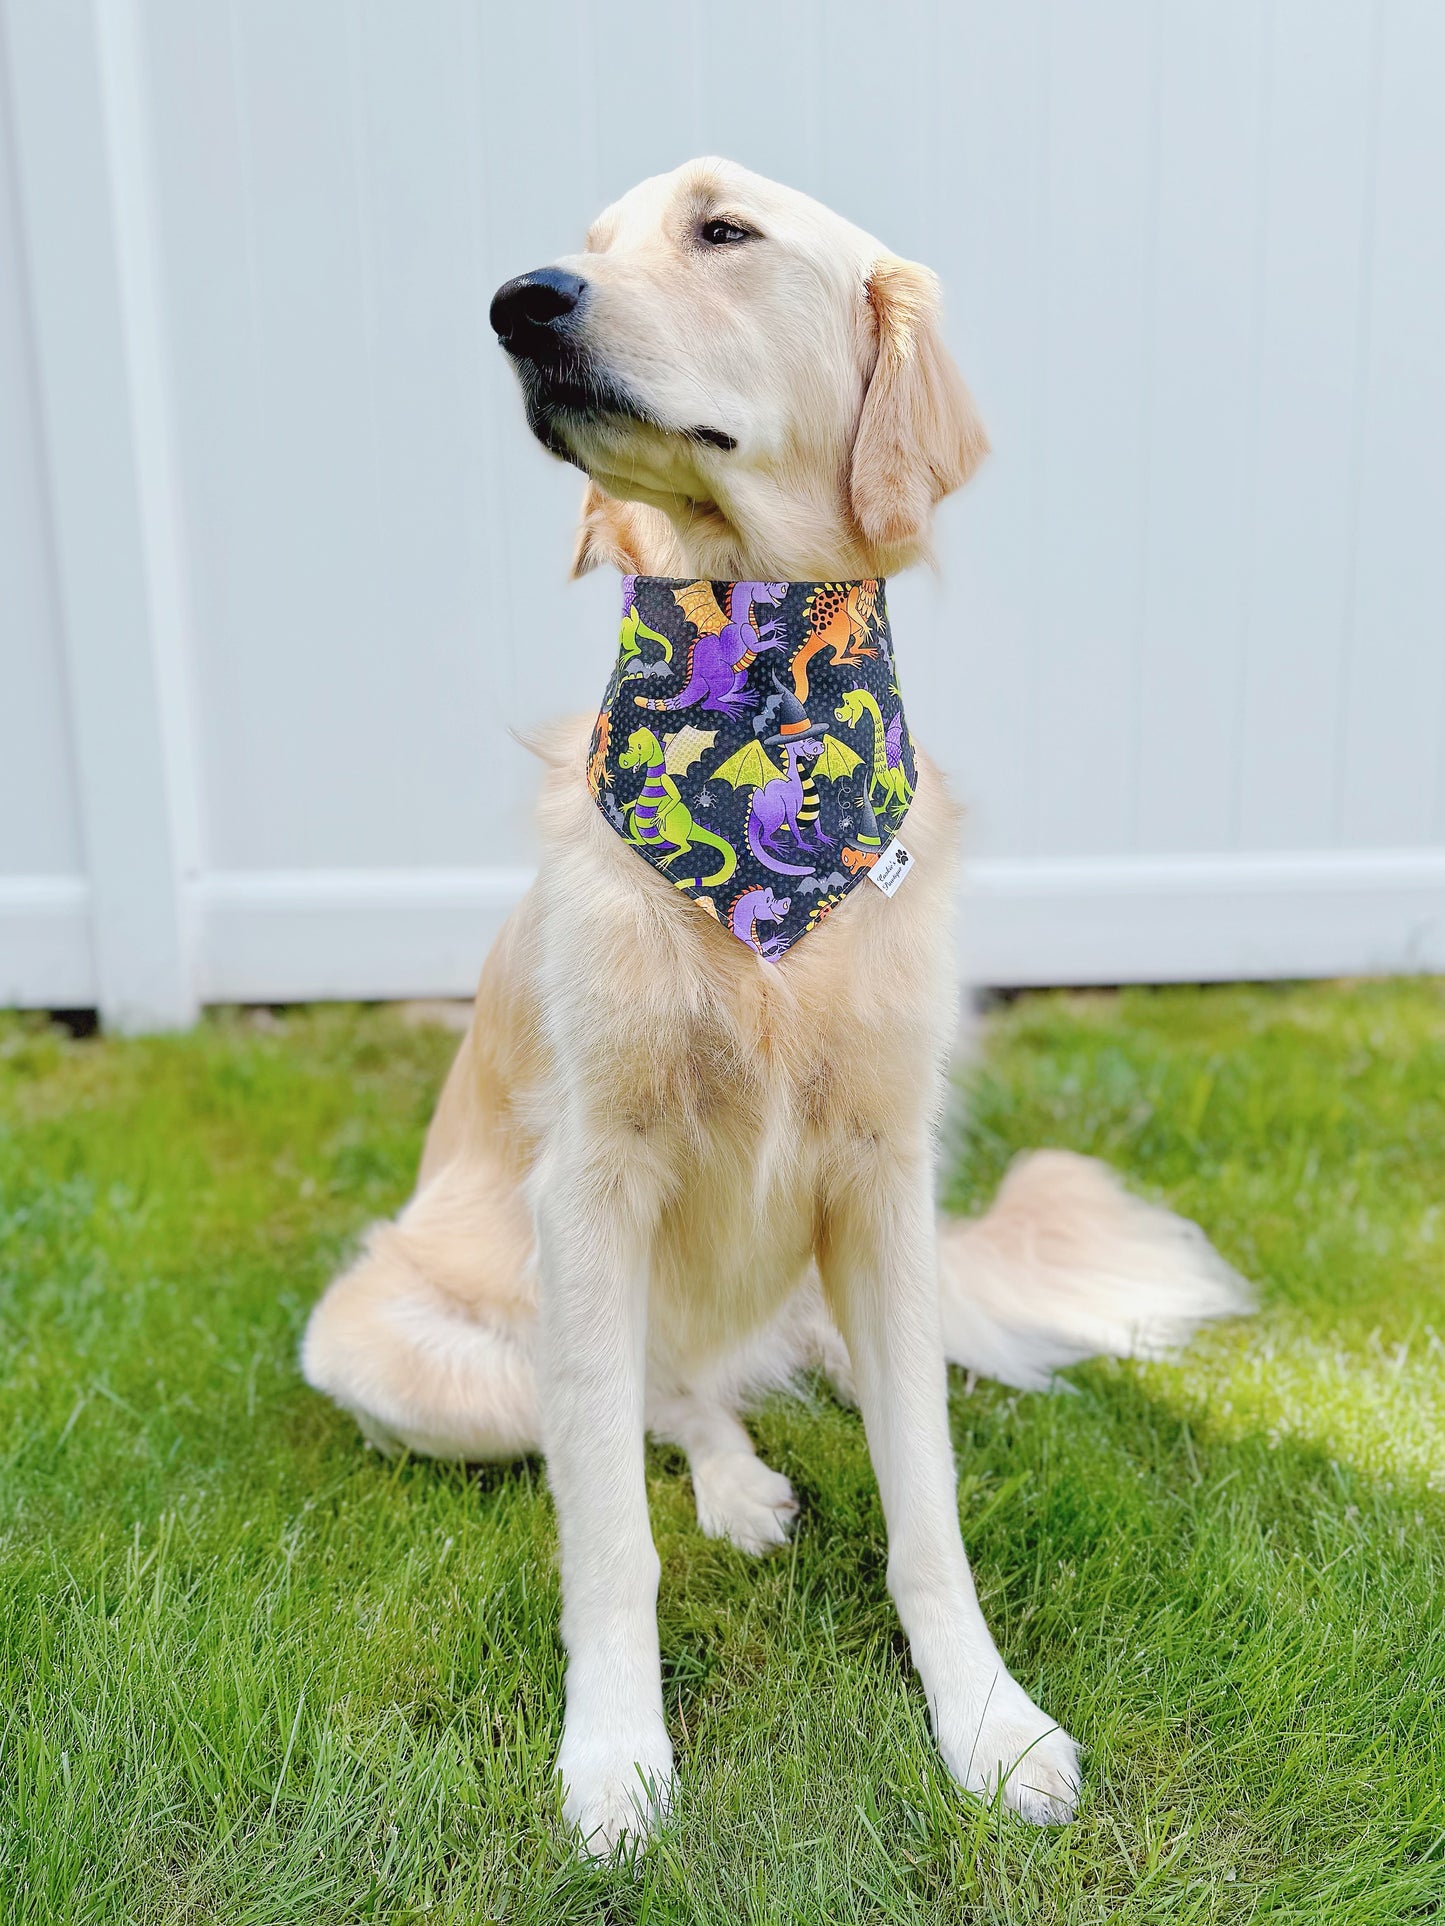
[301,158,1249,1855]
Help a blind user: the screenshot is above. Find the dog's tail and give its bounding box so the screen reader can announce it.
[300,1157,540,1461]
[936,1150,1252,1391]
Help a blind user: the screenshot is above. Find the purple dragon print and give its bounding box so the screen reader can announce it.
[742,739,830,876]
[729,884,792,959]
[633,580,788,720]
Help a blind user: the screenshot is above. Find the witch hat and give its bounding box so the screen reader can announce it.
[850,786,882,849]
[763,671,828,747]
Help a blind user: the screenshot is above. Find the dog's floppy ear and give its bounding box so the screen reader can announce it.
[849,258,989,552]
[570,481,648,578]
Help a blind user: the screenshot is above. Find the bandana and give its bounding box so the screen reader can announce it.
[586,576,916,959]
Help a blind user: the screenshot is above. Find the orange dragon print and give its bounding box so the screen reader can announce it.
[586,709,612,798]
[788,580,881,708]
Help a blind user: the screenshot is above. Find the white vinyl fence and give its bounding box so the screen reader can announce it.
[2,0,1444,1029]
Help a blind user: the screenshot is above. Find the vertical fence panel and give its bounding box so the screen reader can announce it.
[0,16,82,882]
[1234,0,1379,852]
[1134,0,1266,855]
[1032,0,1158,859]
[936,0,1050,860]
[0,8,94,1005]
[1336,0,1445,850]
[4,0,195,1028]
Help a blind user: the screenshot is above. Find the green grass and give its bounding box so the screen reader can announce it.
[2,982,1443,1924]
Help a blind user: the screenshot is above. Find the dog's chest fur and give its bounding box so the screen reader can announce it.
[509,721,963,1367]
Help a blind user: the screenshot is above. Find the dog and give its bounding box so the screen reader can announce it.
[301,157,1249,1854]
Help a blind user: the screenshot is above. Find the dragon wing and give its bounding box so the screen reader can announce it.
[884,709,906,769]
[673,579,727,636]
[711,740,783,791]
[810,732,864,782]
[662,725,717,776]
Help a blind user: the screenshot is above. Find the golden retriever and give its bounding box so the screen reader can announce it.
[301,157,1248,1854]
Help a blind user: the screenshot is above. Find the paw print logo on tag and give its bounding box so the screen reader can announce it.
[868,840,914,897]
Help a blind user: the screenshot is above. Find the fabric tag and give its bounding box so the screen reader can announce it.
[867,839,914,897]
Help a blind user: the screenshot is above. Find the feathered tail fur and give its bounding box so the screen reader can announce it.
[936,1149,1252,1391]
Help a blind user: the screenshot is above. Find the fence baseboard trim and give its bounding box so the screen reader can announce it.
[7,856,1441,1012]
[0,877,96,1007]
[185,851,1445,1003]
[193,869,534,1003]
[964,849,1445,984]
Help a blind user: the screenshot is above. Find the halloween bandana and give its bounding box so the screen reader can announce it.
[586,576,916,959]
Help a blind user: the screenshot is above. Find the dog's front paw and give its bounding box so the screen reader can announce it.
[692,1450,798,1555]
[938,1678,1080,1826]
[558,1723,674,1858]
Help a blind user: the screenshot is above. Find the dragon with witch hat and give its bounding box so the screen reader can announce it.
[835,684,914,817]
[709,676,863,877]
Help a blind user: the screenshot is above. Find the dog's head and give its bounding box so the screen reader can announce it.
[489,158,988,580]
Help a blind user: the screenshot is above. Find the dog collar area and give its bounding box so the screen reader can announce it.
[586,576,916,960]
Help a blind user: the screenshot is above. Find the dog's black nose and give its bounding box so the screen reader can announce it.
[490,268,587,356]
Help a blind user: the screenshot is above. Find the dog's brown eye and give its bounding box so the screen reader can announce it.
[701,218,752,247]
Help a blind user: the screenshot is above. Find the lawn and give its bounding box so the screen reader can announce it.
[1,982,1442,1924]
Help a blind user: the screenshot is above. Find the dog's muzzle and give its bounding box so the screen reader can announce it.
[489,267,588,367]
[490,264,648,462]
